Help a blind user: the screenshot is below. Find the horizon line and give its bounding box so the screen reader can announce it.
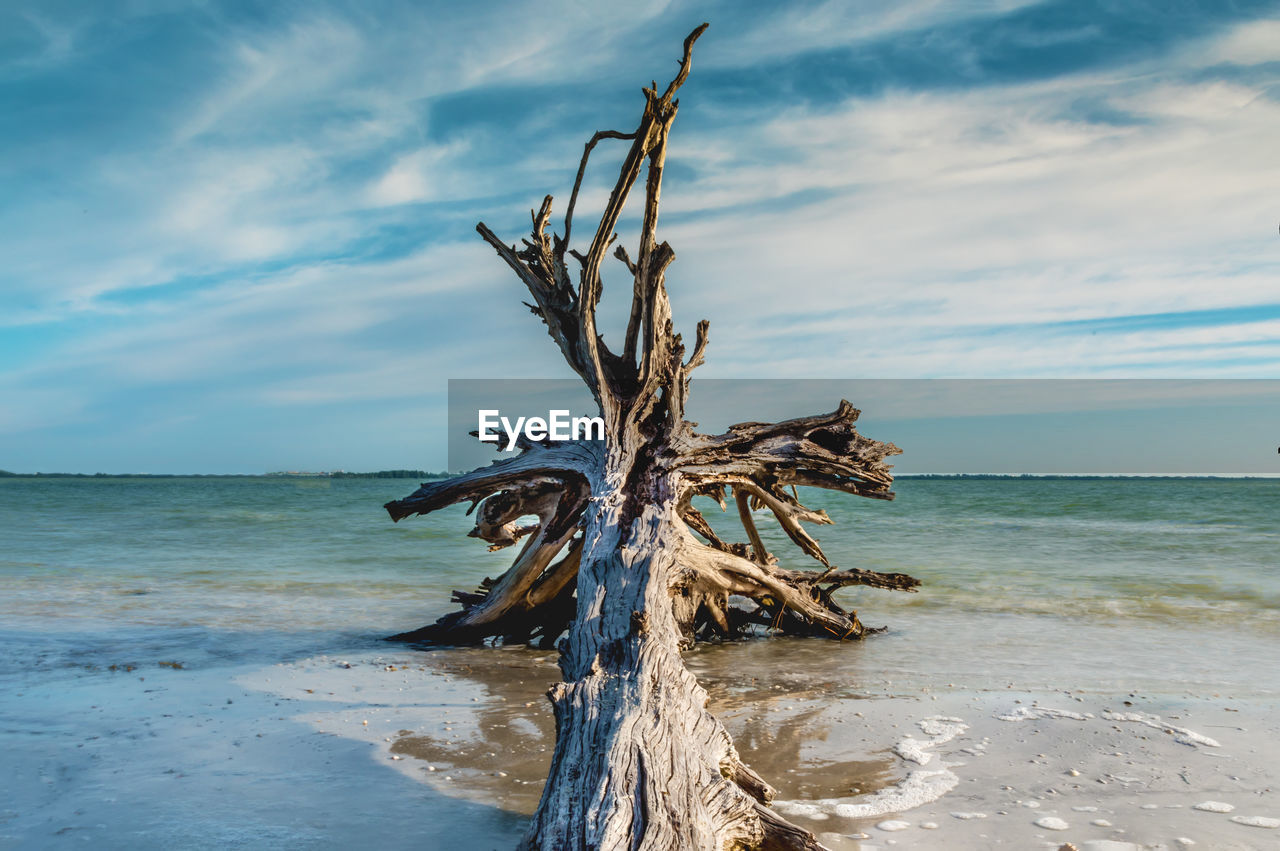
[3,471,1278,480]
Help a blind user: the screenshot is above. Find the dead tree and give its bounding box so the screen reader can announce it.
[386,24,918,850]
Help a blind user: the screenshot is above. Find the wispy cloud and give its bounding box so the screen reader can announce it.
[2,0,1277,471]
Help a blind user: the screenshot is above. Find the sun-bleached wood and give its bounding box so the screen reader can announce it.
[386,24,918,850]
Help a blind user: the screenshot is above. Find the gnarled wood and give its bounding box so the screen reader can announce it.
[386,24,918,850]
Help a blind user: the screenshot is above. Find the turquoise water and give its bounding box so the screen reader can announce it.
[1,476,1277,693]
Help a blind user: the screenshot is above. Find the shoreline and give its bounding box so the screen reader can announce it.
[4,637,1276,849]
[3,476,1276,848]
[3,473,1278,480]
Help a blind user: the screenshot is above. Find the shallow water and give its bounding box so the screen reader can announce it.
[2,476,1277,847]
[2,476,1276,690]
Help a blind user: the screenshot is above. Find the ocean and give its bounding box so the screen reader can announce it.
[2,475,1275,691]
[2,475,1277,848]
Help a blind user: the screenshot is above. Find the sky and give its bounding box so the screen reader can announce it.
[448,379,1280,475]
[2,0,1279,473]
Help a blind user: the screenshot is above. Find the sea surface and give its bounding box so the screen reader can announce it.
[1,475,1277,697]
[3,475,1279,849]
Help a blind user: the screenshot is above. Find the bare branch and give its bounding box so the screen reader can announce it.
[676,400,900,492]
[723,757,777,805]
[613,243,637,275]
[661,22,710,102]
[388,482,587,645]
[475,222,590,381]
[734,486,770,565]
[576,24,707,392]
[677,533,863,639]
[384,441,599,522]
[736,480,831,568]
[476,222,551,299]
[684,319,710,372]
[774,468,897,501]
[680,496,732,551]
[526,536,583,608]
[753,802,829,851]
[776,566,921,593]
[562,130,636,252]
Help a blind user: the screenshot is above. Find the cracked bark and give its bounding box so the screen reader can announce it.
[385,24,918,850]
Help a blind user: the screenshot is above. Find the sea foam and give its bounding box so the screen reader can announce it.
[1101,711,1221,748]
[996,705,1088,722]
[775,715,967,820]
[996,705,1220,750]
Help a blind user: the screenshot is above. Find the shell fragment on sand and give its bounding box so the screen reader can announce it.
[1192,801,1235,813]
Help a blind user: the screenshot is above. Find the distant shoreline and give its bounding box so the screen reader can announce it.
[1,471,1275,480]
[0,469,448,479]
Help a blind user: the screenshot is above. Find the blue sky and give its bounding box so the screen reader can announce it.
[448,379,1280,475]
[2,1,1279,473]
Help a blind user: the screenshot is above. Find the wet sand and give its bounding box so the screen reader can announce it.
[4,478,1277,847]
[3,640,1278,850]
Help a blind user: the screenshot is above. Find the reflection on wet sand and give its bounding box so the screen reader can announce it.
[391,653,557,815]
[249,642,1280,850]
[393,641,900,820]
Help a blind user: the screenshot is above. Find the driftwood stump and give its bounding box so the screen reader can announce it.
[387,24,919,850]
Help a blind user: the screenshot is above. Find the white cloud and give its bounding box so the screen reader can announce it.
[701,0,1046,68]
[0,237,569,433]
[5,1,1280,471]
[366,140,473,206]
[1198,16,1280,66]
[638,57,1280,380]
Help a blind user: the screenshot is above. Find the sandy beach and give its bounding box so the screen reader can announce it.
[7,0,1280,845]
[3,476,1277,849]
[4,637,1276,850]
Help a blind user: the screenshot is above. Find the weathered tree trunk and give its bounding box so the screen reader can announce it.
[386,24,918,850]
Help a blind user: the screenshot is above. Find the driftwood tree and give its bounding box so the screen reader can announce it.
[386,25,918,850]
